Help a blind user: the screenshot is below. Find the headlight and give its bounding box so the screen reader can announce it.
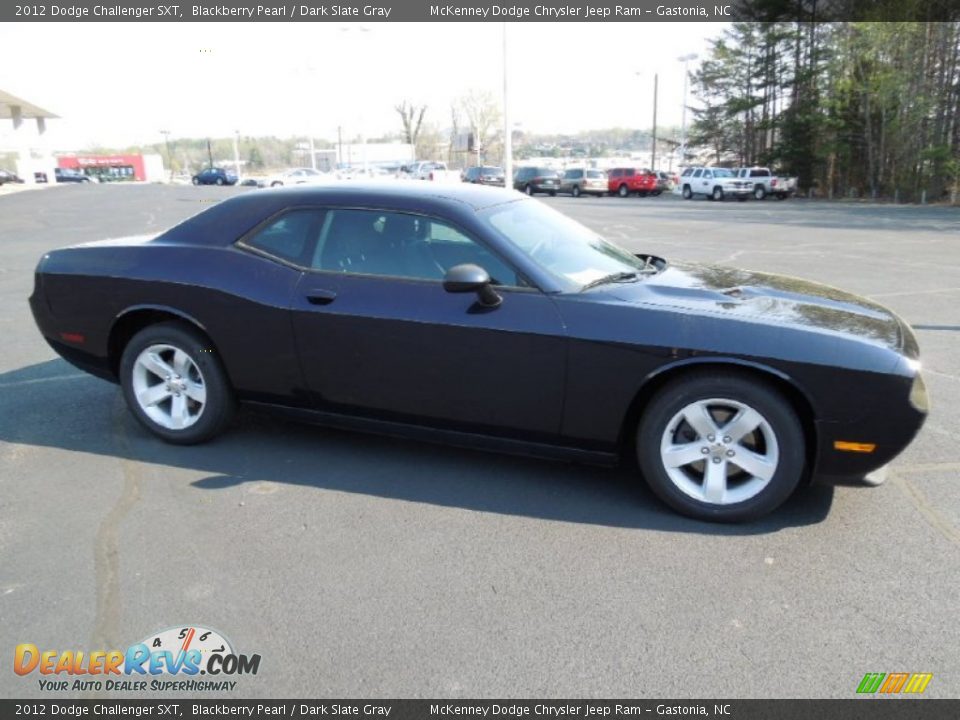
[909,371,929,412]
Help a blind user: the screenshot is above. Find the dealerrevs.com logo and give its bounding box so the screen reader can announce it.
[14,626,261,692]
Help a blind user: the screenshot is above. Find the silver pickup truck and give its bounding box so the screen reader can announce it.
[733,167,798,200]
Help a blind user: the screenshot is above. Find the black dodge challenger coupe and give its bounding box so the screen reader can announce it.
[29,183,928,521]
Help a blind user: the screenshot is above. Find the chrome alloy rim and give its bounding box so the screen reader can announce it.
[131,344,207,430]
[659,398,779,505]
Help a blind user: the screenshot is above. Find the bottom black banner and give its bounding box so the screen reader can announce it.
[3,700,959,720]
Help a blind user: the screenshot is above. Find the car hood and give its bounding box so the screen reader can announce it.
[603,261,915,356]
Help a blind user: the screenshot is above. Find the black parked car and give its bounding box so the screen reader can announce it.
[462,166,506,187]
[513,166,561,196]
[0,169,24,185]
[191,167,238,186]
[54,168,93,183]
[29,184,927,522]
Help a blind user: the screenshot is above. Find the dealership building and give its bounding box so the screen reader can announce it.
[0,88,59,184]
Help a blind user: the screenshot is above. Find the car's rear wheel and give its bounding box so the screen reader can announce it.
[636,373,805,522]
[192,177,200,186]
[120,322,235,444]
[712,186,725,201]
[618,184,629,198]
[682,185,693,199]
[215,177,225,186]
[572,185,581,197]
[754,185,767,200]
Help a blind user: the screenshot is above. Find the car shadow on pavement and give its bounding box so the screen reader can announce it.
[1,359,835,534]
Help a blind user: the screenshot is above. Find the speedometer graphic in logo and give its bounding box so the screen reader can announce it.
[132,625,233,674]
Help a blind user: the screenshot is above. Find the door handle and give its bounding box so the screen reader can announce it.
[305,288,337,305]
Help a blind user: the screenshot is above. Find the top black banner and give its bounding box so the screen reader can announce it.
[5,0,960,23]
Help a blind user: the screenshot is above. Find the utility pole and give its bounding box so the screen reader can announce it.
[233,130,241,181]
[160,129,173,182]
[677,53,698,167]
[651,73,658,171]
[502,22,512,188]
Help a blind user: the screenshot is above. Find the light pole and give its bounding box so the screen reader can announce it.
[635,71,659,171]
[677,53,698,167]
[502,22,512,189]
[160,129,173,182]
[233,130,241,181]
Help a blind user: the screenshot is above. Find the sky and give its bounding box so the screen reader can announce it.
[0,21,725,150]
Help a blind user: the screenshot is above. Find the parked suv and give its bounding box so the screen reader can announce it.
[679,167,752,201]
[560,168,607,197]
[462,166,506,187]
[607,167,660,197]
[513,167,561,195]
[192,167,238,186]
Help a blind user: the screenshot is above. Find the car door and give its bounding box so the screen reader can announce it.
[289,207,567,437]
[700,169,712,193]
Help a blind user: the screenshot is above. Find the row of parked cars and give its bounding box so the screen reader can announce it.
[189,161,798,203]
[460,164,796,201]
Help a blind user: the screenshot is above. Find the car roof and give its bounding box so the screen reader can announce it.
[160,182,528,247]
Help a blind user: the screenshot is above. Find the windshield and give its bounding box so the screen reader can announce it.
[481,199,651,289]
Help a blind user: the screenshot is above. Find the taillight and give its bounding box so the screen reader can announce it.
[772,178,778,187]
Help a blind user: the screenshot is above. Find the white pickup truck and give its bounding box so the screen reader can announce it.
[405,161,460,183]
[733,167,798,200]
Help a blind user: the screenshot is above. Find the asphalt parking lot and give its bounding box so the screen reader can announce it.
[1,184,958,699]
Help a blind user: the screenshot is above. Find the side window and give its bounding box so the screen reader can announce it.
[313,209,521,286]
[625,168,635,177]
[703,170,713,179]
[610,169,622,178]
[692,169,703,178]
[243,209,326,265]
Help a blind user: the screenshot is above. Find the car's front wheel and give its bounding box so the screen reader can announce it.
[754,185,767,200]
[682,185,693,199]
[192,177,200,186]
[636,372,805,522]
[712,186,725,201]
[215,177,225,186]
[524,184,533,195]
[120,322,235,444]
[618,184,629,198]
[572,185,581,197]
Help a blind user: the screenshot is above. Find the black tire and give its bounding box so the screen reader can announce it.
[191,177,200,186]
[572,185,581,197]
[524,184,533,195]
[636,372,805,522]
[712,186,724,201]
[119,322,235,444]
[549,190,557,197]
[754,185,767,200]
[271,181,283,187]
[215,177,225,186]
[682,185,693,200]
[618,184,629,198]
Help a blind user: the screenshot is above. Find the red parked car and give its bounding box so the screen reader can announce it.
[608,167,661,197]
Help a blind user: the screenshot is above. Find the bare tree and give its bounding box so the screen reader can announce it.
[458,89,501,162]
[395,101,428,146]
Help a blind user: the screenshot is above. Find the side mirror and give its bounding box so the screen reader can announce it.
[443,264,502,308]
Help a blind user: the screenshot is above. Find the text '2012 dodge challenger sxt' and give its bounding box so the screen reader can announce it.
[30,183,928,521]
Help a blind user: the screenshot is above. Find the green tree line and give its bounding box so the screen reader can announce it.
[689,11,960,201]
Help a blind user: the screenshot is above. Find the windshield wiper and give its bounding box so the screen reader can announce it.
[580,271,641,291]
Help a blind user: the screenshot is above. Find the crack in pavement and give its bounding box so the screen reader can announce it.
[90,397,143,663]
